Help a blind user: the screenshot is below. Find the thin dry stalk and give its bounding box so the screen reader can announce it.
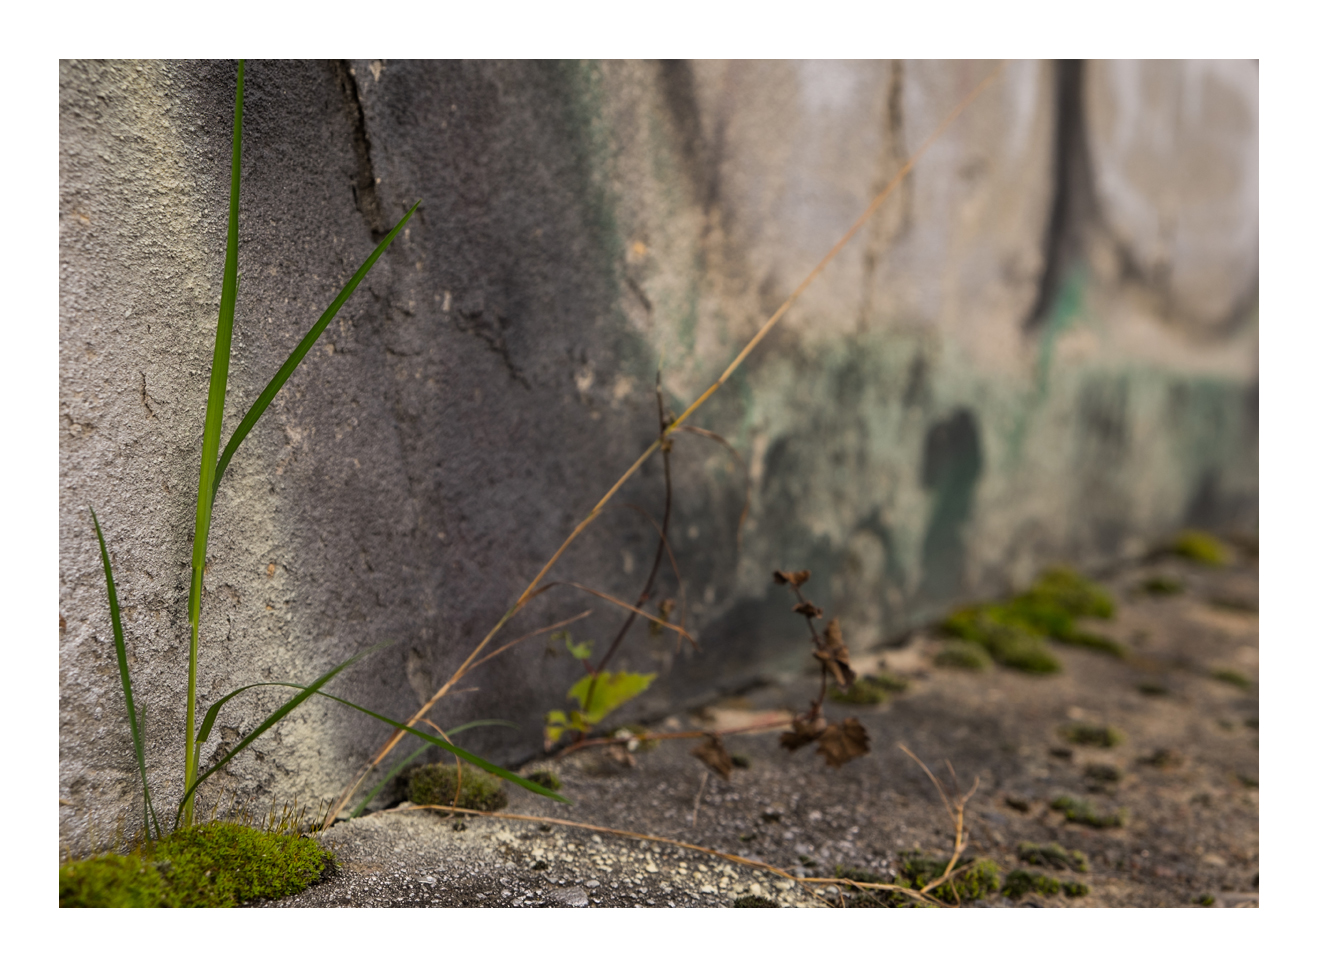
[326,65,1004,828]
[690,770,709,827]
[422,719,463,809]
[468,611,593,672]
[898,743,981,897]
[582,381,676,718]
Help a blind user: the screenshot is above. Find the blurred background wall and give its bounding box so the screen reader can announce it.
[59,60,1257,850]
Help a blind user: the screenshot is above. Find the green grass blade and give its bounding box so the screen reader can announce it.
[348,719,519,818]
[191,57,244,614]
[175,641,388,827]
[296,695,568,804]
[210,198,422,504]
[90,508,160,841]
[184,59,245,821]
[184,670,566,819]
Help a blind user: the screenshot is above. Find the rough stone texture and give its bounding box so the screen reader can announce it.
[60,60,1257,854]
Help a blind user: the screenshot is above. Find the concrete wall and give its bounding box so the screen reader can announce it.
[59,60,1257,853]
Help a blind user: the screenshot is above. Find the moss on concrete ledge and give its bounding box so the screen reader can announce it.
[58,821,333,907]
[409,763,508,812]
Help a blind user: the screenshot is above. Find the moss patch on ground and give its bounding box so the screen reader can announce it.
[940,567,1124,675]
[1017,841,1090,873]
[933,640,993,671]
[1061,722,1123,747]
[838,853,1000,906]
[59,821,333,907]
[1051,796,1127,829]
[409,763,508,812]
[829,672,909,704]
[1172,530,1232,566]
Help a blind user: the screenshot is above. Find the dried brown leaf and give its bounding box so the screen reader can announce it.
[779,707,828,751]
[691,733,734,779]
[773,569,811,588]
[792,601,823,619]
[816,717,870,768]
[813,618,857,688]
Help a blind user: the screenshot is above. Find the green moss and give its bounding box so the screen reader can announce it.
[827,679,890,706]
[1062,880,1090,897]
[1016,841,1090,873]
[1172,530,1231,566]
[1140,575,1183,595]
[897,852,1001,904]
[940,567,1123,668]
[525,769,562,792]
[1083,764,1123,784]
[409,763,508,812]
[1060,723,1123,747]
[59,822,332,907]
[1050,796,1127,829]
[1211,668,1253,690]
[1195,893,1216,907]
[1002,868,1061,900]
[933,640,992,671]
[59,853,169,908]
[733,894,779,907]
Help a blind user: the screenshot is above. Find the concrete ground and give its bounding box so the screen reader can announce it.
[259,546,1259,908]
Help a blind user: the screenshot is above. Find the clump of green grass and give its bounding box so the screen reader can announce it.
[59,821,332,907]
[733,894,779,907]
[1050,796,1127,829]
[939,566,1123,674]
[1139,575,1183,595]
[1171,530,1232,566]
[409,763,508,812]
[1002,868,1060,900]
[1062,880,1090,897]
[1060,723,1123,747]
[829,672,909,704]
[933,640,993,671]
[1211,668,1253,690]
[1016,841,1090,873]
[1195,894,1216,907]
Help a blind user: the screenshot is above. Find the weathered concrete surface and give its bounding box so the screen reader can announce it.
[258,549,1259,908]
[60,60,1257,854]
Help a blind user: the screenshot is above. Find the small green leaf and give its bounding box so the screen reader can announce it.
[568,671,656,725]
[91,509,160,841]
[551,630,594,660]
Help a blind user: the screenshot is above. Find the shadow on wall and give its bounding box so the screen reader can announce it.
[919,408,983,604]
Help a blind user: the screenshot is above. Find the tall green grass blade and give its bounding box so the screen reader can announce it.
[176,642,388,826]
[184,59,245,823]
[348,719,518,818]
[90,509,161,841]
[183,668,566,823]
[210,198,421,504]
